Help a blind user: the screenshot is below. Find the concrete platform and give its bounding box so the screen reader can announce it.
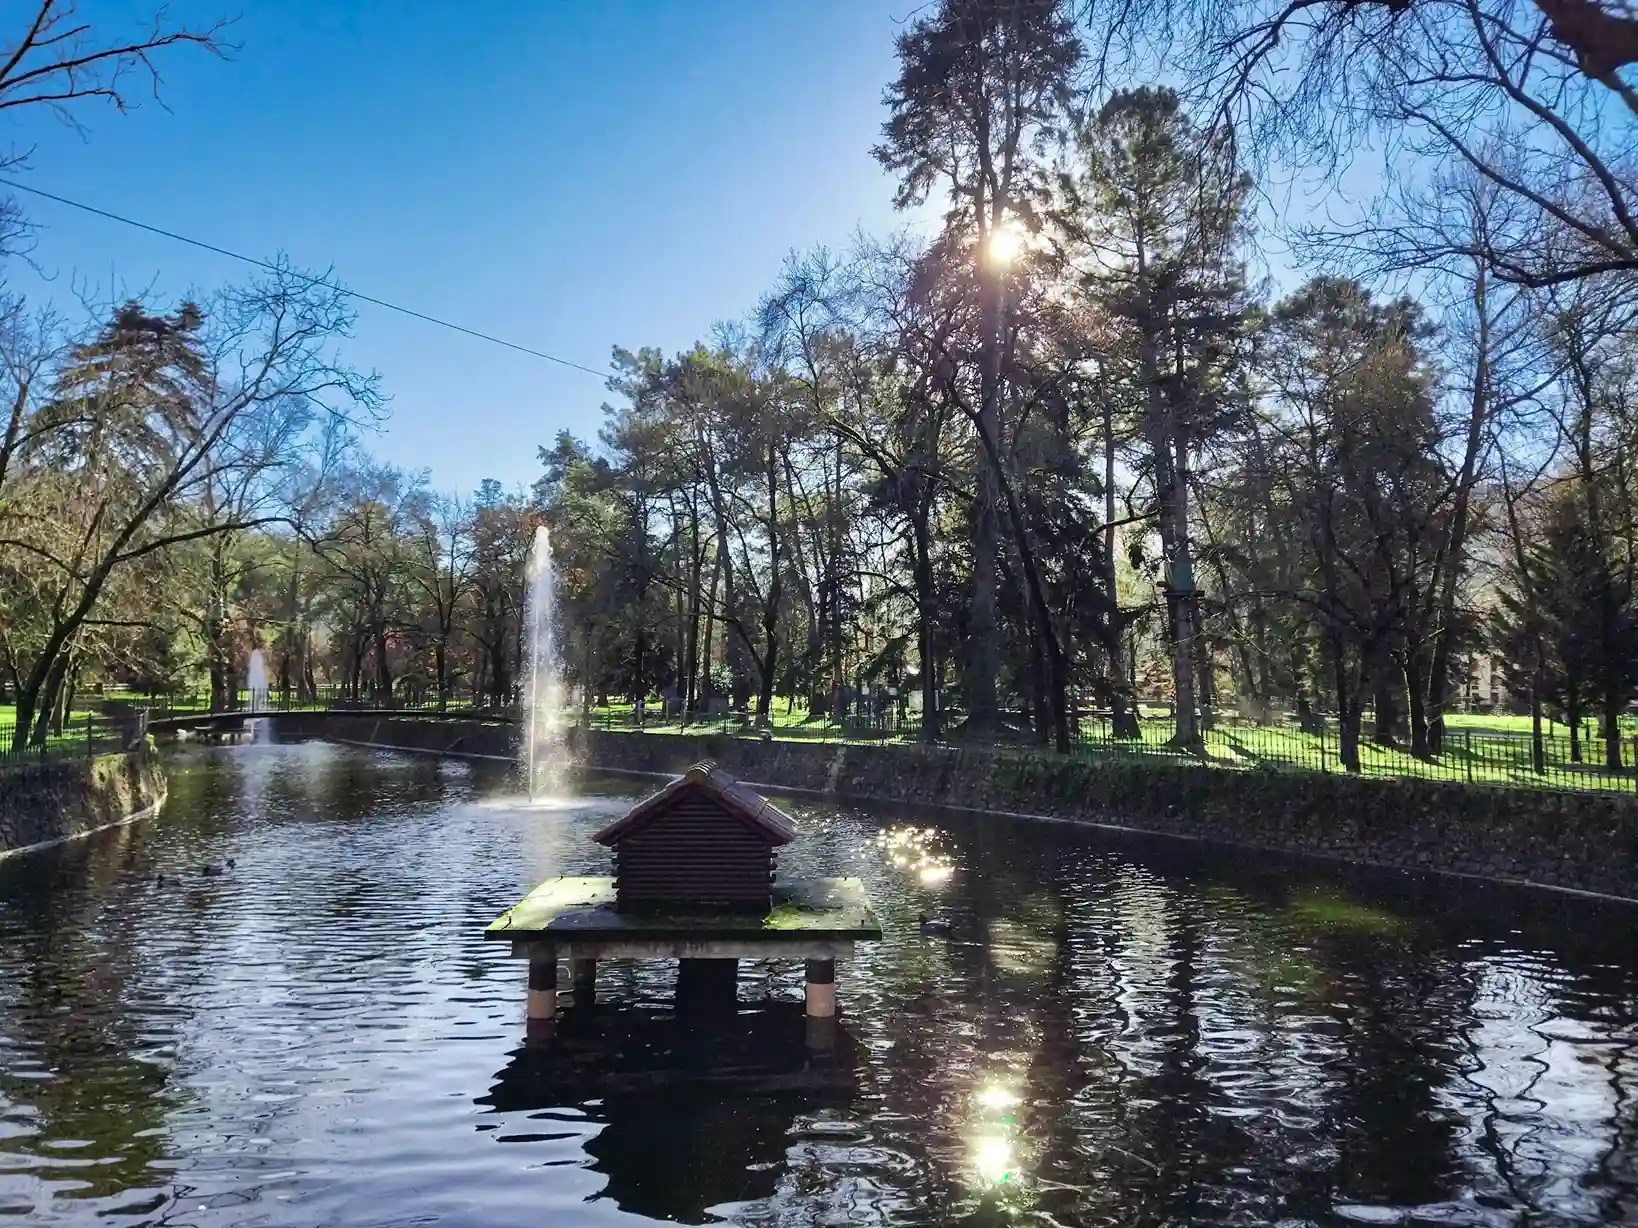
[486,875,882,1020]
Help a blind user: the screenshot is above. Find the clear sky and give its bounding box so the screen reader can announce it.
[2,1,919,497]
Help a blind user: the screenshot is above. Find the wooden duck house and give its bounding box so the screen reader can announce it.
[591,763,797,913]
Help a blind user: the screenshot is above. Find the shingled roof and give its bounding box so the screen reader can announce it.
[592,763,798,847]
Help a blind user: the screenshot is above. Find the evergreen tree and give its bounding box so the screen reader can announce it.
[874,0,1081,734]
[1501,489,1638,768]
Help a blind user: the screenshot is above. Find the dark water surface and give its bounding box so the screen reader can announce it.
[2,743,1636,1227]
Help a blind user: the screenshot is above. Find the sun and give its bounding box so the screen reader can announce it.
[986,219,1027,266]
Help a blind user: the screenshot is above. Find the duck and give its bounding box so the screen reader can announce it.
[196,863,224,877]
[917,913,953,937]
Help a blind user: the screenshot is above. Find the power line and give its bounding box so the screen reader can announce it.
[0,177,609,380]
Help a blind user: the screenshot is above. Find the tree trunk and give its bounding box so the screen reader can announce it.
[1429,258,1497,754]
[1158,443,1200,746]
[53,660,78,737]
[699,545,722,708]
[757,637,777,725]
[967,266,1003,732]
[1333,643,1362,773]
[913,509,939,741]
[1370,654,1401,748]
[1530,680,1545,774]
[374,625,393,707]
[1194,604,1214,734]
[756,438,783,728]
[1406,648,1431,758]
[1108,665,1140,739]
[1103,400,1139,740]
[209,658,228,714]
[1603,687,1624,772]
[28,650,73,749]
[1028,621,1049,744]
[683,508,703,718]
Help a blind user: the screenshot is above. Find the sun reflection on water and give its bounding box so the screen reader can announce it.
[967,1079,1027,1194]
[972,1133,1015,1184]
[874,824,956,886]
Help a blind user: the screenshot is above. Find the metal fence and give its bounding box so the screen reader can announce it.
[0,714,142,767]
[110,683,1638,796]
[573,703,1638,795]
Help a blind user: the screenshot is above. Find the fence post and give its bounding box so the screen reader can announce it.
[1464,730,1473,784]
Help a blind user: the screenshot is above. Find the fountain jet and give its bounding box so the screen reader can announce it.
[523,525,569,799]
[247,648,271,745]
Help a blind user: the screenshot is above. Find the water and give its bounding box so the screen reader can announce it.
[523,525,567,800]
[246,649,270,746]
[2,742,1636,1227]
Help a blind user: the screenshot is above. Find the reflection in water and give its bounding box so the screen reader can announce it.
[0,741,1633,1225]
[480,1001,855,1221]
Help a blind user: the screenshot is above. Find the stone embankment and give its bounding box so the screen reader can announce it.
[572,728,1638,901]
[271,713,1638,900]
[0,745,168,858]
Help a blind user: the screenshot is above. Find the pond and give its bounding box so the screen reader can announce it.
[2,741,1635,1226]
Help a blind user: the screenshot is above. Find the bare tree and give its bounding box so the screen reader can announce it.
[0,260,379,746]
[0,1,227,127]
[1081,0,1638,286]
[408,490,472,709]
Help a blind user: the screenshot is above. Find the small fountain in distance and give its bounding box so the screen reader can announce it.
[246,648,271,745]
[523,525,569,801]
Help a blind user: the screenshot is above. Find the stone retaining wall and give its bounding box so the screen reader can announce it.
[567,729,1638,900]
[270,714,1638,900]
[275,711,516,759]
[0,746,168,858]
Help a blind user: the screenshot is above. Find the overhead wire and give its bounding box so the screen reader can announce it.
[0,177,608,380]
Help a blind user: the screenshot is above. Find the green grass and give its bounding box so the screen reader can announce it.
[0,704,94,730]
[0,705,100,760]
[1441,710,1638,737]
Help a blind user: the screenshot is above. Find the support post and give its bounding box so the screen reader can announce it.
[676,957,738,1014]
[804,1015,838,1053]
[527,954,558,1021]
[805,958,836,1019]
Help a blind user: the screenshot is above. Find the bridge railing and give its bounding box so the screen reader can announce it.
[128,685,512,721]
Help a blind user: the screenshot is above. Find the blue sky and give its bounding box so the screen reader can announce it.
[2,1,918,496]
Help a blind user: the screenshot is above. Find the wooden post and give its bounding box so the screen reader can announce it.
[805,958,836,1018]
[527,954,558,1021]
